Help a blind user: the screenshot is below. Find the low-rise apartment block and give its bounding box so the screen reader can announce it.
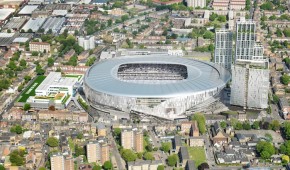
[29,41,50,52]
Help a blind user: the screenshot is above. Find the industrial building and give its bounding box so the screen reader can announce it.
[21,17,46,32]
[0,8,15,26]
[18,5,39,15]
[40,17,65,34]
[3,17,27,31]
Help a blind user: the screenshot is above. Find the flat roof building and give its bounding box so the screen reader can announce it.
[0,8,15,25]
[41,17,65,34]
[35,72,77,96]
[18,5,39,15]
[21,18,46,32]
[3,17,27,31]
[87,139,109,165]
[29,41,51,52]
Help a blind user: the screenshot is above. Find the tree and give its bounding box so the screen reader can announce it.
[93,165,102,170]
[256,141,275,159]
[143,152,154,160]
[23,103,31,111]
[47,57,54,67]
[203,31,214,39]
[103,161,112,170]
[167,154,178,167]
[66,56,78,66]
[198,163,210,170]
[24,75,31,82]
[281,74,290,85]
[284,122,290,140]
[217,15,226,22]
[243,121,251,130]
[137,152,143,159]
[280,140,290,156]
[146,143,153,152]
[121,149,137,162]
[282,155,290,163]
[235,122,243,130]
[209,13,218,21]
[192,113,206,134]
[9,150,25,166]
[260,2,274,10]
[252,121,260,129]
[171,33,178,39]
[108,19,113,27]
[272,94,279,104]
[157,165,164,170]
[46,137,59,147]
[161,142,171,153]
[265,133,273,142]
[74,30,79,36]
[75,145,85,156]
[121,15,129,22]
[77,133,83,139]
[32,51,39,56]
[113,28,120,33]
[18,84,24,92]
[10,125,23,134]
[276,28,283,37]
[284,29,290,37]
[113,128,121,137]
[27,29,33,33]
[220,121,227,128]
[261,121,271,130]
[39,167,47,170]
[20,59,27,67]
[270,120,280,131]
[36,64,45,75]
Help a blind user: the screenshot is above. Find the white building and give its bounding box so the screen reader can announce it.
[51,153,65,170]
[186,0,206,8]
[78,36,95,50]
[214,29,233,70]
[235,17,264,62]
[27,72,78,107]
[230,64,269,109]
[231,18,269,109]
[35,72,77,96]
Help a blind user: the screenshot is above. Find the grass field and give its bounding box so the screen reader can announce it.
[17,76,46,103]
[68,138,75,152]
[64,74,83,81]
[187,146,206,167]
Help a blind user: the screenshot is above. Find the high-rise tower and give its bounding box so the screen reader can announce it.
[214,29,233,70]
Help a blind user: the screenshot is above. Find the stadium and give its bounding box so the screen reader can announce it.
[83,55,231,119]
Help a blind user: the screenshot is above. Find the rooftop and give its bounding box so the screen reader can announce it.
[36,72,77,92]
[18,5,38,15]
[22,18,46,32]
[85,55,231,98]
[0,8,15,21]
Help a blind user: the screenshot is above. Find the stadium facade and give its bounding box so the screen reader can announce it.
[83,55,231,119]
